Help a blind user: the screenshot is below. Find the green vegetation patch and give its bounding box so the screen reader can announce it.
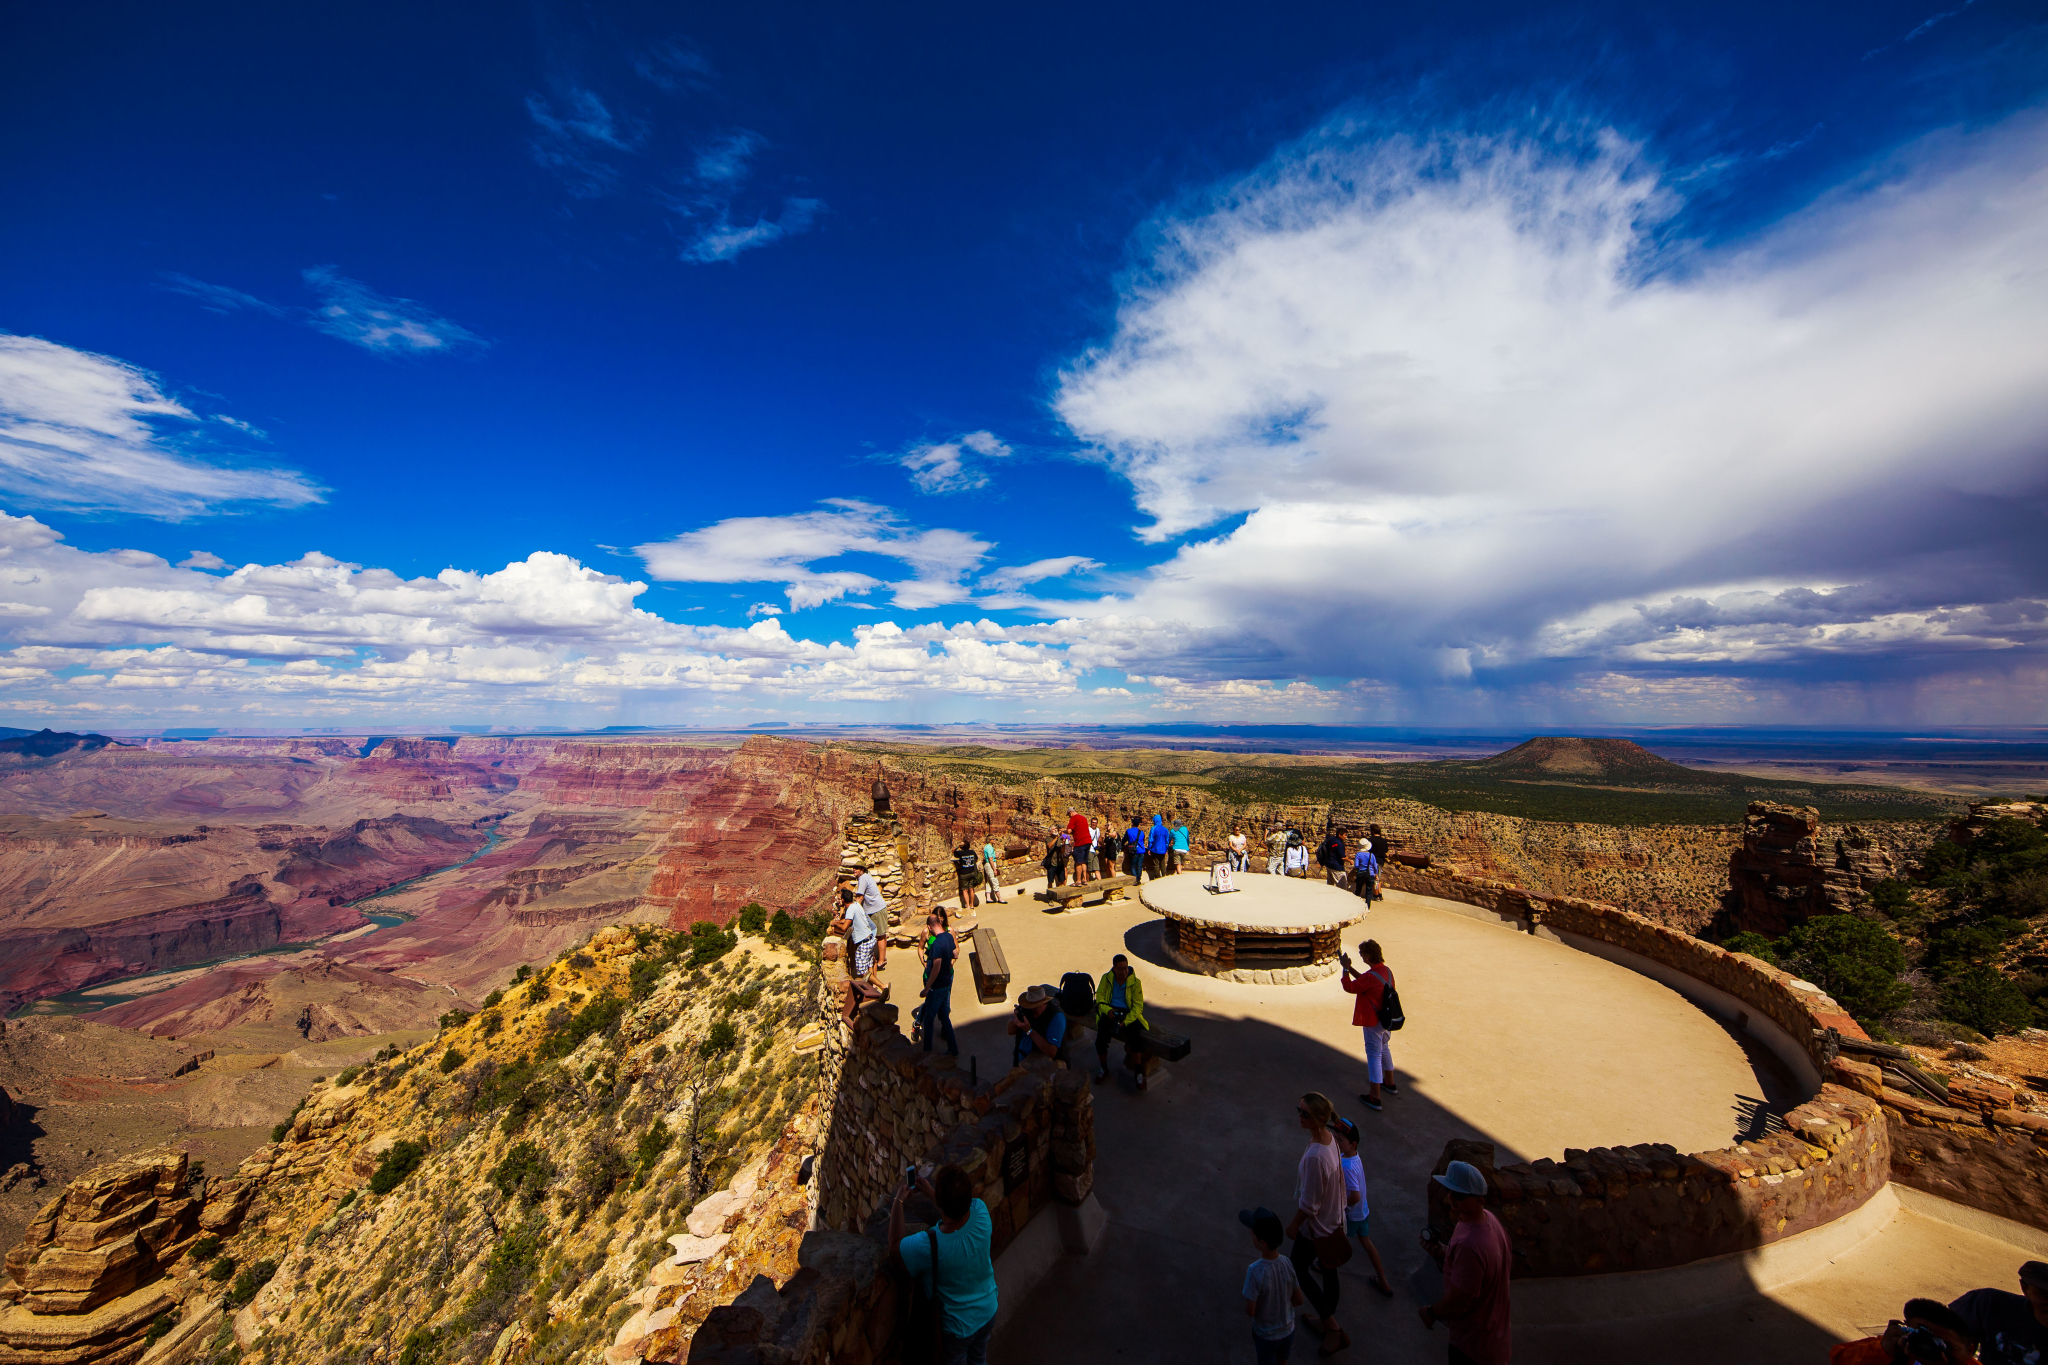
[368,1139,427,1195]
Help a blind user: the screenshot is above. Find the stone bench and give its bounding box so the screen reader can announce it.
[1035,874,1135,911]
[969,925,1010,1004]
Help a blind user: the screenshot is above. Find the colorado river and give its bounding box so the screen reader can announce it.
[18,820,507,1017]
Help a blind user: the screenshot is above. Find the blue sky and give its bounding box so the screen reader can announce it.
[0,1,2043,730]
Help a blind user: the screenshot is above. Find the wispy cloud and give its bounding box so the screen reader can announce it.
[1865,0,1978,58]
[159,268,484,357]
[694,130,764,184]
[300,267,485,355]
[526,87,644,197]
[0,333,323,518]
[680,197,822,263]
[632,39,714,92]
[981,556,1101,592]
[900,430,1012,493]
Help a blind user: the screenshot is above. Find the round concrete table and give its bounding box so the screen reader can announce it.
[1138,871,1369,983]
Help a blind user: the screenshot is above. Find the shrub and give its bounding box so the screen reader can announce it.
[635,1122,674,1173]
[538,992,627,1061]
[143,1311,176,1345]
[208,1255,235,1282]
[1720,932,1778,965]
[629,958,661,1001]
[699,1019,739,1059]
[768,909,795,940]
[335,1066,363,1087]
[397,1328,441,1365]
[483,989,504,1009]
[514,964,534,983]
[481,1012,502,1038]
[650,1043,668,1064]
[1942,965,2034,1037]
[577,1141,630,1207]
[738,903,767,933]
[336,1189,356,1213]
[227,1258,276,1307]
[438,1009,472,1031]
[1868,880,1914,917]
[524,977,550,1006]
[1778,915,1909,1026]
[687,920,737,969]
[439,1048,466,1074]
[191,1234,222,1262]
[569,952,595,970]
[368,1139,427,1195]
[489,1141,556,1205]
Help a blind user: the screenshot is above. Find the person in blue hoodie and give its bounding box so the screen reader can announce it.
[1124,817,1147,878]
[1146,814,1172,880]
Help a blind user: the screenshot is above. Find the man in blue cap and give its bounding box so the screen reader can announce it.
[1420,1160,1511,1365]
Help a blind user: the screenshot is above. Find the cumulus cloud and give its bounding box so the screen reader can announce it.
[900,430,1012,493]
[1054,108,2048,696]
[161,269,485,357]
[633,501,992,610]
[0,334,324,519]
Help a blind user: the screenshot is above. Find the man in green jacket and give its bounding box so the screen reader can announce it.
[1093,954,1152,1090]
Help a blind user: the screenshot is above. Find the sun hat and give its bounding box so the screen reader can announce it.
[1017,984,1051,1007]
[1433,1160,1488,1197]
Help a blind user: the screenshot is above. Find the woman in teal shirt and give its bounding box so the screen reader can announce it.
[889,1164,1000,1362]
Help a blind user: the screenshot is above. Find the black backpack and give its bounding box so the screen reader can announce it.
[1376,971,1406,1031]
[1059,972,1095,1019]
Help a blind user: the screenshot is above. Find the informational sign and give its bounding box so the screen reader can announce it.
[1211,863,1236,894]
[1003,1142,1030,1195]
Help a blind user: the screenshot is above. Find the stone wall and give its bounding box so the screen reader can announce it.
[1387,861,1895,1274]
[1833,1056,2048,1232]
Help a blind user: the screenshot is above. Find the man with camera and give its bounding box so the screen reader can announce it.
[1830,1299,1979,1365]
[1007,984,1067,1066]
[1951,1261,2048,1365]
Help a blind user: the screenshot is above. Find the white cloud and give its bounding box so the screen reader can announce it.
[301,267,486,355]
[178,551,229,570]
[527,88,642,197]
[900,430,1012,493]
[1053,109,2048,694]
[981,556,1102,592]
[695,130,764,184]
[0,334,324,519]
[633,501,993,610]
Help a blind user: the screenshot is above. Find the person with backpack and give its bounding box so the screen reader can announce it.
[1317,831,1347,886]
[1041,835,1067,889]
[1124,817,1147,878]
[889,1162,999,1364]
[1341,940,1401,1111]
[1365,825,1391,904]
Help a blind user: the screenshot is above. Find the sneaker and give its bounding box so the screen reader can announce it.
[1359,1093,1382,1111]
[1136,1069,1148,1091]
[1382,1079,1400,1096]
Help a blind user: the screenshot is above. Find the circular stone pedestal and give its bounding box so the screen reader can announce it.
[1139,872,1370,983]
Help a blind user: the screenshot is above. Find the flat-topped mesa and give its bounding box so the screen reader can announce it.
[0,1149,229,1365]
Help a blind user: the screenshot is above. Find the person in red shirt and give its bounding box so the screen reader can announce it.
[1831,1300,1979,1365]
[1340,940,1399,1112]
[1420,1160,1511,1365]
[1065,809,1094,885]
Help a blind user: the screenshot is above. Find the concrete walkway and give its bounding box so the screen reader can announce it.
[876,872,2044,1361]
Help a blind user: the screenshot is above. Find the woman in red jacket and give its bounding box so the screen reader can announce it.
[1341,940,1399,1112]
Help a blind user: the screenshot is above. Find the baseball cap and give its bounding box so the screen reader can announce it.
[1237,1206,1285,1245]
[1433,1160,1488,1198]
[1331,1117,1360,1145]
[2021,1261,2048,1289]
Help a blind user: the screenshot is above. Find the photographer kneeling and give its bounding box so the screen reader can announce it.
[1008,985,1067,1066]
[889,1163,999,1365]
[1830,1299,1978,1365]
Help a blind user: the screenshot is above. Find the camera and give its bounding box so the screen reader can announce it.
[1900,1325,1949,1363]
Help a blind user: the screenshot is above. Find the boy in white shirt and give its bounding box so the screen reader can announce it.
[1238,1206,1305,1364]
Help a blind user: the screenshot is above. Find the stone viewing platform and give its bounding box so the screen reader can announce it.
[1138,871,1368,982]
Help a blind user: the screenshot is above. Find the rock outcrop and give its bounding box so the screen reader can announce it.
[1724,801,1939,935]
[0,1150,200,1364]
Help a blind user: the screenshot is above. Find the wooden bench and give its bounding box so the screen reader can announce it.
[1034,874,1136,911]
[969,925,1011,1004]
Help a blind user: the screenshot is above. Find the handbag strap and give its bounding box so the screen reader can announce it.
[925,1226,940,1302]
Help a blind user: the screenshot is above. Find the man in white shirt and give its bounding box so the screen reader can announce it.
[853,864,889,969]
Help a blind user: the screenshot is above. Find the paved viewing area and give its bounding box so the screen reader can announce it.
[875,872,2045,1363]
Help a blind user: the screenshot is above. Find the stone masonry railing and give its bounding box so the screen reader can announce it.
[1383,863,1893,1275]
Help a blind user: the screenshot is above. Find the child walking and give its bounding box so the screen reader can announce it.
[1332,1118,1394,1297]
[1238,1206,1305,1364]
